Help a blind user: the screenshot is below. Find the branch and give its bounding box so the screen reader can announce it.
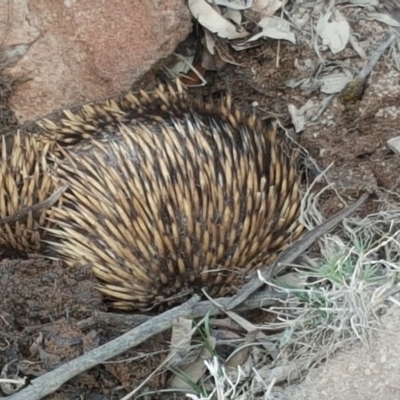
[0,186,68,225]
[77,287,289,331]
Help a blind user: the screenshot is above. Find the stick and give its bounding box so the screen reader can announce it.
[7,295,200,400]
[359,33,397,80]
[77,288,289,331]
[0,186,68,225]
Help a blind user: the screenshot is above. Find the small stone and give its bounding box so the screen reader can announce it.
[387,136,400,156]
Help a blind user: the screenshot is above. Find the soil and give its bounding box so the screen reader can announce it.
[1,10,400,400]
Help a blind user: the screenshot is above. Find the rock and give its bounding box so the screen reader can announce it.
[287,306,400,400]
[0,0,191,122]
[387,136,400,156]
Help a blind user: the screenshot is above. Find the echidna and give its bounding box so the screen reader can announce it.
[1,82,305,311]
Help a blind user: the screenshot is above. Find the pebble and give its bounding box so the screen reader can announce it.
[387,136,400,155]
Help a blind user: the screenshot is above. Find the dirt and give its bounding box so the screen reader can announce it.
[1,12,400,400]
[0,253,169,398]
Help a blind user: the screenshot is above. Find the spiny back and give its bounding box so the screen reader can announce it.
[43,92,305,311]
[32,81,264,148]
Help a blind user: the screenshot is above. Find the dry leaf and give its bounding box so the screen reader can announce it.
[170,317,194,357]
[387,136,400,156]
[366,12,400,27]
[168,55,196,77]
[288,104,306,133]
[319,73,352,94]
[188,0,250,39]
[225,330,258,368]
[252,0,282,14]
[349,0,378,5]
[223,8,243,24]
[293,13,310,29]
[168,336,216,390]
[316,10,350,54]
[204,29,216,55]
[349,34,366,59]
[215,39,245,66]
[208,0,256,10]
[275,271,310,289]
[288,101,315,132]
[249,16,296,44]
[202,46,228,70]
[350,0,379,7]
[231,39,263,50]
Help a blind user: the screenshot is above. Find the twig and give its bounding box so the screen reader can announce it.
[226,192,369,310]
[7,295,200,400]
[359,32,397,80]
[0,185,68,225]
[275,0,286,68]
[339,33,398,103]
[77,288,289,331]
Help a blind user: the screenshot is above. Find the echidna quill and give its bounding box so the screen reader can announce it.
[1,82,305,311]
[0,131,62,253]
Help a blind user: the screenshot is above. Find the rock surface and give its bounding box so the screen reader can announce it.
[0,0,191,122]
[285,305,400,400]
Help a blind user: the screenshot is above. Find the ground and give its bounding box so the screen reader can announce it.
[1,4,400,400]
[287,305,400,400]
